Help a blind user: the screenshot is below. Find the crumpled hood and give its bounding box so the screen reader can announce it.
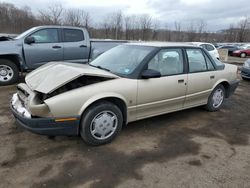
[25,62,118,94]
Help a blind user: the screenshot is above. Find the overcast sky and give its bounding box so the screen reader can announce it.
[2,0,250,31]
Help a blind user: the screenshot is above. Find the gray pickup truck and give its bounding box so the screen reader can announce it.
[0,26,127,85]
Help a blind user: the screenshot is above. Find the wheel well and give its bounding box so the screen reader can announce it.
[219,81,230,98]
[83,97,127,125]
[0,55,21,71]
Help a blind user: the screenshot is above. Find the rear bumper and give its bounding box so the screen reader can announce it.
[241,67,250,79]
[227,80,240,97]
[11,105,80,136]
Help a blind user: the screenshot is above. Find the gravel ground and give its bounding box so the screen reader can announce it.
[0,76,250,188]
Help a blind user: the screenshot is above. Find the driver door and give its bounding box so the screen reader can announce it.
[136,48,187,120]
[23,28,63,69]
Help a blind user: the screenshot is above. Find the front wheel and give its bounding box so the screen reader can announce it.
[80,102,123,145]
[205,85,225,112]
[0,59,19,86]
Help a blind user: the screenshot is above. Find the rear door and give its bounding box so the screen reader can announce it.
[23,28,63,69]
[137,48,187,119]
[184,48,217,108]
[62,28,90,63]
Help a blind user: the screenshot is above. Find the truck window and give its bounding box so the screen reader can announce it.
[63,29,84,42]
[29,29,59,43]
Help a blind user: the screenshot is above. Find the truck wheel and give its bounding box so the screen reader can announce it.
[0,59,19,86]
[205,84,225,112]
[80,101,123,146]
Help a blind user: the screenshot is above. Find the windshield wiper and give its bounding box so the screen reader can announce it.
[89,64,110,72]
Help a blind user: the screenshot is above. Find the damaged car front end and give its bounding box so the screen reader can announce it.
[11,62,119,136]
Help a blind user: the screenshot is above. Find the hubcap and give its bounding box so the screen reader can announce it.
[212,88,224,108]
[0,65,14,82]
[90,111,118,140]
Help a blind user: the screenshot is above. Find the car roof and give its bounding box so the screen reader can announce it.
[188,42,215,46]
[33,25,84,30]
[126,42,199,48]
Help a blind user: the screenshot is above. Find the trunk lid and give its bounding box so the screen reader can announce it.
[25,62,118,94]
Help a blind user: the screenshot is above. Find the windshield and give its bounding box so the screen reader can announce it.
[15,27,38,39]
[90,45,155,76]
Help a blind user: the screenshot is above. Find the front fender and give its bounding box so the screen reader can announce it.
[78,92,128,116]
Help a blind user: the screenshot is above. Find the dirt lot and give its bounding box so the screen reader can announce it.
[0,75,250,188]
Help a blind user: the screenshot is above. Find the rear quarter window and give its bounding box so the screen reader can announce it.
[206,44,215,51]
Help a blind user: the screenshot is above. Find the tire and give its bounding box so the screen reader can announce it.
[80,101,123,146]
[0,59,19,86]
[240,53,247,58]
[205,84,225,112]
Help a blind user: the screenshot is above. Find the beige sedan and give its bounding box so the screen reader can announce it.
[11,43,239,145]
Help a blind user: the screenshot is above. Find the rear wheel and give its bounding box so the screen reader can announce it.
[240,53,247,58]
[0,59,19,86]
[205,85,225,112]
[80,101,123,145]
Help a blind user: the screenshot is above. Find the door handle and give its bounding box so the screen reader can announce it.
[52,45,62,49]
[210,75,215,79]
[178,79,184,83]
[79,45,87,48]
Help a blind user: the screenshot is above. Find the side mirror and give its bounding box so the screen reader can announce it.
[25,36,35,44]
[141,69,161,79]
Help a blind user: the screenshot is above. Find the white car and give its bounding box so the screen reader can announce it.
[241,44,250,50]
[189,42,220,59]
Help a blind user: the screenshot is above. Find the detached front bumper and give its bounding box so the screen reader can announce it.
[11,94,80,136]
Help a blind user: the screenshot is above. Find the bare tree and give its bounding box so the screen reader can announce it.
[238,17,249,42]
[39,2,63,25]
[64,9,82,26]
[139,14,152,40]
[2,2,250,43]
[124,16,132,40]
[186,21,196,41]
[152,19,160,40]
[174,21,182,41]
[82,11,91,29]
[111,11,123,39]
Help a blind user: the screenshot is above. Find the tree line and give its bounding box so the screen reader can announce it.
[0,2,250,42]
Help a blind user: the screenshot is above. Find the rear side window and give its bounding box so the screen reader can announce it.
[186,48,217,73]
[63,29,84,42]
[200,44,206,49]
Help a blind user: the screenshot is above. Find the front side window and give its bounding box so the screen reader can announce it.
[29,29,59,43]
[63,29,84,42]
[147,49,184,76]
[187,49,207,72]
